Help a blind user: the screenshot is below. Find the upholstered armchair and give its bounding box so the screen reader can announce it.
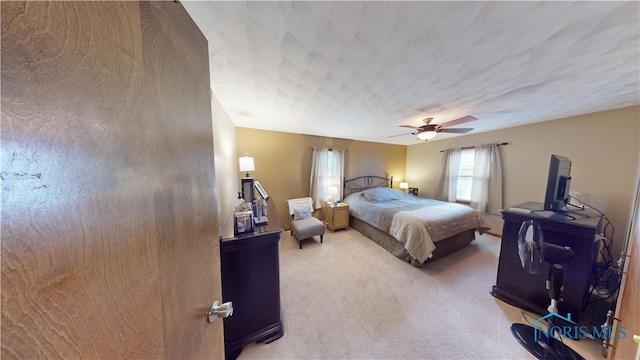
[286,197,325,249]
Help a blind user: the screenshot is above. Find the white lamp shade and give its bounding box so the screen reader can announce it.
[418,131,437,140]
[239,156,255,172]
[399,182,409,189]
[330,186,339,195]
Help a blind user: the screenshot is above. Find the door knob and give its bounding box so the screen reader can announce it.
[207,300,233,323]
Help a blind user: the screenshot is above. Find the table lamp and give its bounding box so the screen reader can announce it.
[400,182,409,192]
[239,154,255,202]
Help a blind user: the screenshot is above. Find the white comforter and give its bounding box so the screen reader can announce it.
[344,188,491,262]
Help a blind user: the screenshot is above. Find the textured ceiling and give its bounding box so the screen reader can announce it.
[183,1,639,145]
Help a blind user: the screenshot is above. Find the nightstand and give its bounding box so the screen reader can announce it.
[324,202,349,231]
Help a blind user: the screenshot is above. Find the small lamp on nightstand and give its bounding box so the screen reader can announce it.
[399,182,409,193]
[330,186,339,204]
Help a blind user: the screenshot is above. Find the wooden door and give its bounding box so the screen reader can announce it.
[610,176,640,359]
[1,1,224,358]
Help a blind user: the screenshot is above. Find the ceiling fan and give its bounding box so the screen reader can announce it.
[390,115,477,141]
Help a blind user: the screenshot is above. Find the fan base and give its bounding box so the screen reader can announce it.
[511,323,584,360]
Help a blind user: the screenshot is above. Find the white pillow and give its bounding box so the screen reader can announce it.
[293,207,311,220]
[361,187,399,202]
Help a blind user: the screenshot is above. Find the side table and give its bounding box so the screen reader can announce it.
[324,203,349,232]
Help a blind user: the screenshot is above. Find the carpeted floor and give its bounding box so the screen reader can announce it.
[238,227,603,359]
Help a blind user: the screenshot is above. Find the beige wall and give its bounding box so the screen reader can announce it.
[218,104,638,259]
[406,105,640,258]
[211,92,238,239]
[235,128,407,230]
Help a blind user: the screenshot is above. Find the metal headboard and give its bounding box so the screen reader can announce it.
[344,175,393,197]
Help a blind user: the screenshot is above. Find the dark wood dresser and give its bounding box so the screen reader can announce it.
[491,201,603,324]
[220,198,284,359]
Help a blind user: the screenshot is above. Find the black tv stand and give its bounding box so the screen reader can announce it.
[492,202,603,325]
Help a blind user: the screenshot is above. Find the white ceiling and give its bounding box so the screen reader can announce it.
[183,1,639,145]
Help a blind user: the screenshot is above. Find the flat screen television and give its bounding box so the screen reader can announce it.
[544,154,572,211]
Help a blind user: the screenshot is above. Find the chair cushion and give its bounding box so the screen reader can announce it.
[291,217,325,239]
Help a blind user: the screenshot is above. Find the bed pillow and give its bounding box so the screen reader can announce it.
[293,207,312,221]
[361,187,399,202]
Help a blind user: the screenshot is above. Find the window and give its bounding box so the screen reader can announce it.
[456,148,475,202]
[436,144,503,213]
[324,150,339,201]
[310,147,345,209]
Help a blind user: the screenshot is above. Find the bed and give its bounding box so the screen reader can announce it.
[343,176,491,266]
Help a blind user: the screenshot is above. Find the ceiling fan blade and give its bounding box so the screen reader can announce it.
[439,115,478,128]
[399,125,420,129]
[387,132,416,138]
[438,127,474,134]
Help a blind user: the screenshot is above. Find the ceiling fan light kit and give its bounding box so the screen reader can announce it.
[396,115,478,141]
[418,131,437,140]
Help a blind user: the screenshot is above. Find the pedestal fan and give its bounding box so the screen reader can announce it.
[511,220,585,360]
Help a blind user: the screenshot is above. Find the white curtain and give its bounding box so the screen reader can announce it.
[435,148,461,202]
[310,147,345,209]
[470,144,503,214]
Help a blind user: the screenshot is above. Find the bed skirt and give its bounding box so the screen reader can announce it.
[349,216,476,267]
